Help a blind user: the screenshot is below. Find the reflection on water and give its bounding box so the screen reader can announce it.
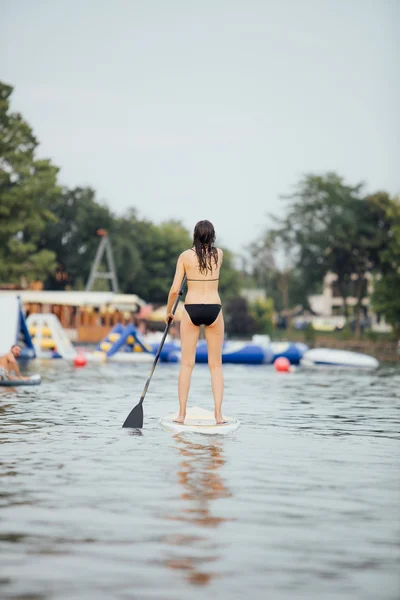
[173,436,231,524]
[0,360,399,599]
[162,436,232,586]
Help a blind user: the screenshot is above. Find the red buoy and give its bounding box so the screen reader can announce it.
[274,356,291,372]
[74,353,87,367]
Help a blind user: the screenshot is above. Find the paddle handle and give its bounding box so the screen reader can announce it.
[139,274,186,403]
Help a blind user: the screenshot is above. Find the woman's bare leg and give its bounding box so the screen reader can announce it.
[204,311,225,423]
[176,311,200,423]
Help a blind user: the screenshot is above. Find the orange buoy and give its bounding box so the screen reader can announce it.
[274,356,291,372]
[74,353,87,367]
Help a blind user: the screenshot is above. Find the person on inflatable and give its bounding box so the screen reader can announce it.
[0,345,28,381]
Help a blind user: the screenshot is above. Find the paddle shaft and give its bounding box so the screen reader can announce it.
[138,274,187,404]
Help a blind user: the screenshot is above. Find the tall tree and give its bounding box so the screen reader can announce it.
[38,186,117,289]
[0,81,60,284]
[276,173,365,317]
[250,231,316,311]
[131,219,193,302]
[371,196,400,336]
[254,174,388,330]
[218,248,241,304]
[225,296,257,337]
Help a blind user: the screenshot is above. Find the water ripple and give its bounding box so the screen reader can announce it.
[1,361,399,599]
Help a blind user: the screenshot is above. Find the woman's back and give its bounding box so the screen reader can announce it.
[183,247,223,305]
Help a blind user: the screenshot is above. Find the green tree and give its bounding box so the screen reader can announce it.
[111,210,143,294]
[371,196,400,336]
[218,248,241,304]
[225,296,257,338]
[275,173,365,317]
[38,186,116,290]
[349,192,393,334]
[0,81,60,284]
[131,222,242,303]
[255,173,392,336]
[40,189,243,301]
[130,219,193,302]
[249,231,313,311]
[249,297,274,334]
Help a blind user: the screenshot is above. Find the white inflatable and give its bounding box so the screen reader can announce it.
[300,348,379,369]
[108,353,154,364]
[160,406,240,435]
[26,314,77,360]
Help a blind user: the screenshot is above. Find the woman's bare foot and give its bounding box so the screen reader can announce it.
[173,414,186,424]
[215,413,226,425]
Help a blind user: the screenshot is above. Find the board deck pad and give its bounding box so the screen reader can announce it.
[160,406,240,435]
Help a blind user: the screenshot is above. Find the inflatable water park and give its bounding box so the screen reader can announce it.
[0,294,380,372]
[90,326,312,366]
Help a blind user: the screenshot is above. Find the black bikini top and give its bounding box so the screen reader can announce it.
[187,247,219,281]
[186,277,219,281]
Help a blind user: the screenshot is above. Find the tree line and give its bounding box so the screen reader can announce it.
[250,173,400,336]
[1,80,399,337]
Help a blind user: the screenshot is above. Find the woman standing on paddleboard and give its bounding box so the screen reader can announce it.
[165,220,225,425]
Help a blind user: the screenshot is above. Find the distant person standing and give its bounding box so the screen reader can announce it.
[165,220,225,424]
[136,320,148,336]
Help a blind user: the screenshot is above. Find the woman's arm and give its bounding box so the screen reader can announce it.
[166,253,186,322]
[7,352,22,378]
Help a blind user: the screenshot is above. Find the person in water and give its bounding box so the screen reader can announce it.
[0,345,28,381]
[165,220,226,424]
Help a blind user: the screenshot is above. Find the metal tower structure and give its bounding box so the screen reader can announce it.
[85,229,119,292]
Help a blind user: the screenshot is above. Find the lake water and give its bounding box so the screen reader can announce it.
[1,360,399,600]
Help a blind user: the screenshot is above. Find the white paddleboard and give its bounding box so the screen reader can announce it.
[160,406,240,435]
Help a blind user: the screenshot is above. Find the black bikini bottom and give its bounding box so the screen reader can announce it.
[184,304,221,326]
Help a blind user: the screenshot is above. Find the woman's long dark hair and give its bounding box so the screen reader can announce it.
[193,220,218,274]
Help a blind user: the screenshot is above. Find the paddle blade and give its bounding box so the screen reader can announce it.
[122,400,143,429]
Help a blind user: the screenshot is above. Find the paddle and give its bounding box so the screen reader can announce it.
[122,275,187,428]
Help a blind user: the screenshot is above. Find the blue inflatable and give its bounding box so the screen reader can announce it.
[149,340,306,365]
[270,342,308,365]
[196,341,268,365]
[152,340,273,365]
[151,342,180,363]
[97,324,152,358]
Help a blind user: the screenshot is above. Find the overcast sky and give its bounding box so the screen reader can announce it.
[1,0,399,257]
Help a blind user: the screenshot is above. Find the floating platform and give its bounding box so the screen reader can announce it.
[270,341,309,365]
[300,348,379,369]
[93,329,310,366]
[156,340,275,365]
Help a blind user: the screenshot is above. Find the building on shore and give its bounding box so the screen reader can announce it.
[308,272,392,332]
[240,288,267,303]
[0,290,146,343]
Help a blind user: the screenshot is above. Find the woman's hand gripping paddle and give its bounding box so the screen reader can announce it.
[122,275,187,428]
